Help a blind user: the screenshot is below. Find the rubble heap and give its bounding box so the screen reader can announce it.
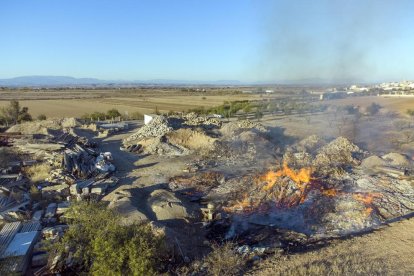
[124,116,177,142]
[123,114,222,156]
[170,135,414,248]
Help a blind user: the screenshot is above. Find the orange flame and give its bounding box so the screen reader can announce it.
[262,162,312,191]
[352,193,382,216]
[321,188,339,197]
[352,193,381,205]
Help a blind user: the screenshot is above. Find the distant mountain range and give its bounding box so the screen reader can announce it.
[0,76,246,87]
[0,75,372,87]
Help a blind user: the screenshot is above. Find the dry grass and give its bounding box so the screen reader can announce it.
[257,251,388,276]
[203,243,246,276]
[24,163,51,183]
[250,218,414,276]
[166,128,217,151]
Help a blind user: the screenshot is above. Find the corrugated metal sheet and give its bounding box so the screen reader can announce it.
[2,231,39,257]
[20,221,42,233]
[0,221,22,256]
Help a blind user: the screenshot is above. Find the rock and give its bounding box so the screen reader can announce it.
[147,189,188,220]
[382,152,410,166]
[108,196,148,225]
[361,155,386,169]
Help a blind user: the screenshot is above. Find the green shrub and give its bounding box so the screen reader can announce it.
[51,202,164,275]
[106,109,121,119]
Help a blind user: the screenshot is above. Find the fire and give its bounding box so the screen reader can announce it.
[262,162,312,191]
[352,193,382,216]
[321,188,339,197]
[352,193,381,205]
[223,162,384,217]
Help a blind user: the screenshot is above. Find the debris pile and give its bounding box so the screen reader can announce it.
[170,135,414,252]
[123,114,221,156]
[0,119,118,274]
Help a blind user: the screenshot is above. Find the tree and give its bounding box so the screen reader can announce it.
[255,108,264,121]
[0,100,32,125]
[366,102,381,116]
[51,201,165,275]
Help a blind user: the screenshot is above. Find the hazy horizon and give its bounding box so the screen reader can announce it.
[1,0,414,82]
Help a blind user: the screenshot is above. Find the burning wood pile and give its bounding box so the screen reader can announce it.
[170,136,414,250]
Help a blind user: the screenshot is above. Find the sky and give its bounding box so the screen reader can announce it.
[1,0,414,83]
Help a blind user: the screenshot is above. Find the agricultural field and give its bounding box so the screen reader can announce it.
[0,89,267,118]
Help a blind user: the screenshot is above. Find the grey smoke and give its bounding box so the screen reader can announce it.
[256,1,397,83]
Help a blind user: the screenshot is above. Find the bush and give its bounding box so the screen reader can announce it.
[24,163,51,183]
[366,102,381,116]
[203,243,246,276]
[51,202,165,275]
[106,109,121,119]
[0,100,32,125]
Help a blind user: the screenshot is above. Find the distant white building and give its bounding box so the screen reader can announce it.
[349,85,369,92]
[144,114,155,125]
[265,89,274,93]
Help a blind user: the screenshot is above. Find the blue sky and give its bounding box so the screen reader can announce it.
[1,0,414,82]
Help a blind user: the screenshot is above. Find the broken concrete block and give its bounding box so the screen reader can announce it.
[56,201,70,215]
[147,189,188,221]
[32,210,43,221]
[45,203,57,218]
[41,183,70,199]
[82,187,90,195]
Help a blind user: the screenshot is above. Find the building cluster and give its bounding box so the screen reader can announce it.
[377,81,414,91]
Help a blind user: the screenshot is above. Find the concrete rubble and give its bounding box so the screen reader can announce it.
[123,114,223,156]
[168,134,414,253]
[0,119,118,274]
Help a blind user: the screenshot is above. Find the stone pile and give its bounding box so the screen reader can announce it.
[124,116,176,142]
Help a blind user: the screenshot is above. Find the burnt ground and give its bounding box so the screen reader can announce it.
[97,110,414,272]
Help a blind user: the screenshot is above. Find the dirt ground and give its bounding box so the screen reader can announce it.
[249,216,414,275]
[326,95,414,116]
